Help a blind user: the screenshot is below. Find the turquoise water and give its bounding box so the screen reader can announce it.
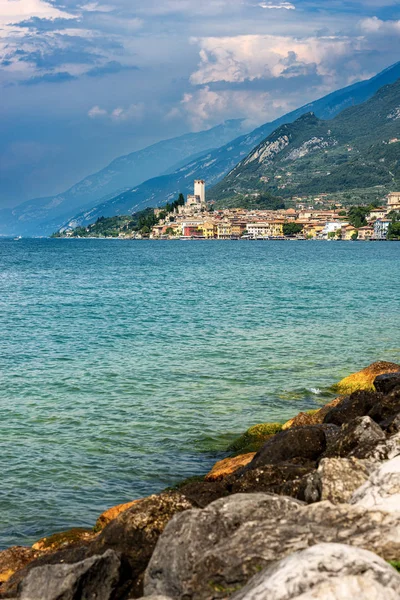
[0,238,399,548]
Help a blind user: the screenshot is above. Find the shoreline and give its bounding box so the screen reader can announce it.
[1,360,399,598]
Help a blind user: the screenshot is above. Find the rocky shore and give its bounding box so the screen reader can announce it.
[1,360,400,600]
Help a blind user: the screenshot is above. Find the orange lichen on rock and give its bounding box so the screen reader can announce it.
[32,528,96,553]
[0,547,39,586]
[205,453,256,481]
[94,499,144,532]
[333,361,400,394]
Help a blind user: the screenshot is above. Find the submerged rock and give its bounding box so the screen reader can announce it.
[205,453,256,482]
[333,361,400,395]
[227,423,283,454]
[351,455,400,513]
[19,549,120,600]
[144,493,400,600]
[230,543,400,600]
[304,457,371,504]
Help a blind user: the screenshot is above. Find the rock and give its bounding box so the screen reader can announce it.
[90,491,193,598]
[323,416,385,458]
[0,548,39,588]
[323,390,382,426]
[240,425,330,473]
[144,493,400,600]
[19,549,120,600]
[304,457,371,504]
[205,453,256,482]
[95,499,144,532]
[230,543,400,600]
[229,463,314,499]
[32,528,96,553]
[351,455,400,513]
[374,372,400,395]
[333,361,400,394]
[282,397,343,430]
[349,431,400,461]
[179,480,229,508]
[384,413,400,435]
[227,423,282,454]
[368,391,400,427]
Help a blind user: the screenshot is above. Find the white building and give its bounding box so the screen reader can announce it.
[373,219,391,240]
[321,221,347,238]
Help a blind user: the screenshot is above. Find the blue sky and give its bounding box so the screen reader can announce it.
[0,0,400,206]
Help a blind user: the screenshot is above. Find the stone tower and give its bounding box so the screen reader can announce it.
[194,180,206,206]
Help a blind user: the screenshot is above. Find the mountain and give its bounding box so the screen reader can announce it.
[210,79,400,204]
[60,61,400,231]
[0,119,246,236]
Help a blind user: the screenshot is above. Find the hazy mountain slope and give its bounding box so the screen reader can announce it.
[62,61,400,231]
[210,80,400,202]
[0,119,245,236]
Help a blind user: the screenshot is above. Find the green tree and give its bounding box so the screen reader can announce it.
[283,222,303,236]
[351,231,359,241]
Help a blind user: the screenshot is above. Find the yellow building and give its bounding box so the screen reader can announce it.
[246,221,284,238]
[199,221,216,239]
[357,225,374,240]
[217,220,232,239]
[341,225,358,240]
[231,221,247,238]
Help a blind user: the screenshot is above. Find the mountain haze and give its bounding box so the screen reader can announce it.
[61,61,400,232]
[0,120,246,236]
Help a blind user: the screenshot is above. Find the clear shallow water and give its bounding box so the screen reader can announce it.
[0,238,399,548]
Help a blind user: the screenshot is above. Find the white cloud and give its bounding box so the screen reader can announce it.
[88,103,145,121]
[190,35,355,86]
[259,2,295,9]
[79,2,114,12]
[0,0,75,27]
[359,16,400,34]
[88,105,108,118]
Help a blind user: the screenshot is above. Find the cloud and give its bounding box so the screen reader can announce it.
[259,2,295,9]
[20,71,78,85]
[88,102,145,121]
[86,60,138,77]
[0,0,76,27]
[359,16,400,33]
[190,35,355,86]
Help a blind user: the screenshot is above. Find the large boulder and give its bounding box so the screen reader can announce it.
[333,361,400,394]
[304,457,372,504]
[230,543,400,600]
[90,491,193,598]
[32,528,95,553]
[229,463,314,499]
[351,455,400,514]
[349,430,400,461]
[19,549,120,600]
[323,391,382,426]
[239,425,332,473]
[282,397,343,430]
[322,416,385,458]
[144,493,400,600]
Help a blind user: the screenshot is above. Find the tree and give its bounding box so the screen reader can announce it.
[351,231,358,241]
[283,222,303,236]
[347,206,369,228]
[328,231,336,239]
[165,227,175,236]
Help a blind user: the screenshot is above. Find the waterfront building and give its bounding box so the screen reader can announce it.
[231,221,247,238]
[341,225,358,240]
[217,220,232,239]
[373,219,391,240]
[321,221,347,238]
[357,225,374,240]
[200,221,216,239]
[246,221,284,238]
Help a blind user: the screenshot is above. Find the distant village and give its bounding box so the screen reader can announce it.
[146,181,400,241]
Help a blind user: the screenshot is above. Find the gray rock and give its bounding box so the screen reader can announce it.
[304,457,371,504]
[374,372,400,395]
[349,431,400,461]
[351,455,400,513]
[323,391,382,426]
[323,416,385,458]
[19,549,120,600]
[230,543,400,600]
[144,493,400,600]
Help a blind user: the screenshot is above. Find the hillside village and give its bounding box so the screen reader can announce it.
[58,181,400,241]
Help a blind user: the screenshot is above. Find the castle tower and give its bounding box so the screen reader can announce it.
[194,180,206,205]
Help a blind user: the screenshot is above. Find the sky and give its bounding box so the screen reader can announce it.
[0,0,400,207]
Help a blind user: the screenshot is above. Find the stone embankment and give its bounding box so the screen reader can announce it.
[1,361,400,600]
